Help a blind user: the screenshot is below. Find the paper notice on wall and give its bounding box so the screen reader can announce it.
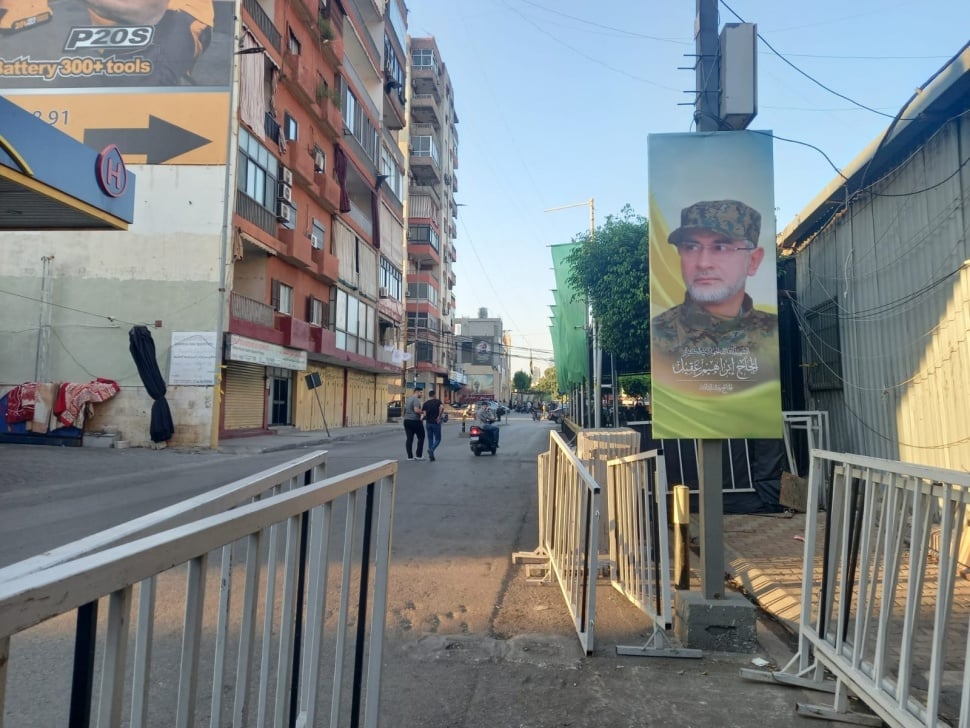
[169,332,218,385]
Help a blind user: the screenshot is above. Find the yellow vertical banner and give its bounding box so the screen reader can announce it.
[648,132,782,439]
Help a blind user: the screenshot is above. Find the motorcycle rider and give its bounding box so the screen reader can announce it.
[477,401,500,449]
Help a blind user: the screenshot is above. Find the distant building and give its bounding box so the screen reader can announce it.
[454,309,511,403]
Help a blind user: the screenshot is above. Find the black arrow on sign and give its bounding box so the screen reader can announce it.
[84,115,211,164]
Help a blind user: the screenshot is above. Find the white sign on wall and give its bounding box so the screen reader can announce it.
[226,333,307,370]
[169,332,218,385]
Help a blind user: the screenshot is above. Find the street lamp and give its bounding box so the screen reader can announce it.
[544,198,601,428]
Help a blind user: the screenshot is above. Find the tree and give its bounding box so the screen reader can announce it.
[512,370,532,391]
[533,366,558,397]
[566,205,650,372]
[619,374,650,399]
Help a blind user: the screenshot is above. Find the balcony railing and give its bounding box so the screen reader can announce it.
[235,190,277,236]
[242,0,281,52]
[231,291,276,328]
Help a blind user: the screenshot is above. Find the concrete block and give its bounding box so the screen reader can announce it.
[83,433,117,448]
[673,590,758,652]
[780,471,809,512]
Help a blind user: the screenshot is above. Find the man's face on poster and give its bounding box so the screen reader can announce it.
[677,229,765,308]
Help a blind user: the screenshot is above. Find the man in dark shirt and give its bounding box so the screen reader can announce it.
[402,388,424,460]
[421,389,444,462]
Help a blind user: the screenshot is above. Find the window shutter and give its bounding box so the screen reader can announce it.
[306,295,314,322]
[271,279,281,310]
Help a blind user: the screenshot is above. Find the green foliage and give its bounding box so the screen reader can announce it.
[619,374,650,398]
[566,205,650,371]
[533,366,558,396]
[512,370,532,391]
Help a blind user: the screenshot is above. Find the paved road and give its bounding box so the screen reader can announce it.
[0,416,832,726]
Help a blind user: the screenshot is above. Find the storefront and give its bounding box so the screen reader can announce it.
[221,334,307,436]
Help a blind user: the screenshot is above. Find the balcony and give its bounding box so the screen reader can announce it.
[235,190,276,236]
[311,246,340,283]
[410,93,440,127]
[242,0,281,53]
[277,227,313,270]
[316,174,342,213]
[411,62,440,98]
[276,314,314,350]
[316,95,344,137]
[286,141,316,187]
[229,291,283,344]
[281,52,316,111]
[447,270,456,289]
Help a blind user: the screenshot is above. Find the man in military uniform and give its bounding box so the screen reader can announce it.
[651,199,778,400]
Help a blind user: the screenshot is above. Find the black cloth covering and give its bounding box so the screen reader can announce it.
[128,326,175,443]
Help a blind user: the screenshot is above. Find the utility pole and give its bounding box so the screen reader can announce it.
[695,0,725,601]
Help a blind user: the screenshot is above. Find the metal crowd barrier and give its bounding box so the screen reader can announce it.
[607,450,701,659]
[513,430,600,654]
[742,449,970,727]
[0,458,397,728]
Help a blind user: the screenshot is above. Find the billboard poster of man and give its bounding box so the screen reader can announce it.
[648,131,782,439]
[473,338,491,366]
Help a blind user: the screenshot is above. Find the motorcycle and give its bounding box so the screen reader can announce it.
[532,409,541,421]
[468,423,498,456]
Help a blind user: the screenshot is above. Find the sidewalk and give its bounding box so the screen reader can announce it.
[215,420,401,454]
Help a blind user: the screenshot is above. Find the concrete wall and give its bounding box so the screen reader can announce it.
[0,164,228,448]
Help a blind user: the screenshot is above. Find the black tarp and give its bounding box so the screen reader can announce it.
[628,421,786,514]
[128,326,174,443]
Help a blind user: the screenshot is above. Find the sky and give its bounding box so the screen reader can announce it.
[404,0,968,378]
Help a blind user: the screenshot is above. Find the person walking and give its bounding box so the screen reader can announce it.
[421,389,444,462]
[402,388,425,461]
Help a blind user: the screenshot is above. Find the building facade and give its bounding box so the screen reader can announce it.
[0,0,419,447]
[404,36,460,396]
[454,309,511,405]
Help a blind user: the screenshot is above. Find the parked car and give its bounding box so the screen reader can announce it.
[387,400,402,419]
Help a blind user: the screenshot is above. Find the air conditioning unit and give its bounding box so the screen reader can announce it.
[314,149,326,173]
[379,286,389,298]
[310,232,323,249]
[276,200,293,223]
[278,182,292,203]
[280,166,293,186]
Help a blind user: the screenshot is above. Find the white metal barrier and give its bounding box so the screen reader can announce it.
[0,458,397,728]
[607,450,701,659]
[742,449,970,727]
[513,431,600,654]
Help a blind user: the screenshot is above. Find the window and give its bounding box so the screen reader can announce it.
[408,224,439,251]
[237,128,278,211]
[407,312,440,333]
[411,135,440,166]
[332,288,375,357]
[307,295,325,325]
[805,299,843,391]
[287,28,301,55]
[284,112,298,142]
[311,219,326,250]
[388,1,405,47]
[341,87,379,164]
[271,280,294,315]
[406,281,438,306]
[412,48,435,69]
[416,341,434,363]
[379,257,402,300]
[380,144,404,201]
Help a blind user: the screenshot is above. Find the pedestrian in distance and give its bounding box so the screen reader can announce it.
[421,389,444,462]
[402,388,425,460]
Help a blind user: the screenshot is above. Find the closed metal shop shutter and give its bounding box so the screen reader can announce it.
[223,361,265,430]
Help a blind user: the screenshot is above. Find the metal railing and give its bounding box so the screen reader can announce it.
[742,449,970,727]
[0,455,397,728]
[230,290,277,329]
[607,450,701,659]
[513,431,600,654]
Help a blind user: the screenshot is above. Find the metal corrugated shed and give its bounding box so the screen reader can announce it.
[782,45,970,469]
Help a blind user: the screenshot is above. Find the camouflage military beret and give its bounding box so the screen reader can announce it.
[668,200,761,246]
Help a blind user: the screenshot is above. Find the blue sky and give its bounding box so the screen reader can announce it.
[405,0,968,376]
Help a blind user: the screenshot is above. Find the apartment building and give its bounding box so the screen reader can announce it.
[454,310,511,405]
[0,0,412,447]
[404,36,461,397]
